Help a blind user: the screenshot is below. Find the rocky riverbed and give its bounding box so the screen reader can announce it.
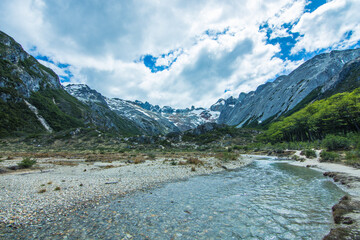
[0,154,253,229]
[287,151,360,239]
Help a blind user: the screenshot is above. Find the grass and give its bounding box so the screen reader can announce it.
[186,157,204,165]
[300,149,317,159]
[215,152,239,162]
[320,151,340,162]
[17,157,37,168]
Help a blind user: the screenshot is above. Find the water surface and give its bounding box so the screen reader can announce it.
[4,158,345,239]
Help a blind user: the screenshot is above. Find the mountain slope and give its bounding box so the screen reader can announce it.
[133,101,221,131]
[65,84,179,135]
[218,49,360,127]
[262,87,360,142]
[0,31,140,136]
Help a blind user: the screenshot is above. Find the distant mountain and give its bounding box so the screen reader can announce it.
[218,48,360,127]
[132,100,221,131]
[65,84,179,135]
[0,30,141,136]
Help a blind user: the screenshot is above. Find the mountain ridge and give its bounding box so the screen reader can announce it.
[218,48,360,127]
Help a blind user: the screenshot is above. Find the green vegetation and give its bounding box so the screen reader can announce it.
[0,100,45,137]
[29,89,85,131]
[345,150,360,167]
[322,135,351,151]
[17,157,37,168]
[320,151,340,162]
[262,88,360,142]
[300,149,317,158]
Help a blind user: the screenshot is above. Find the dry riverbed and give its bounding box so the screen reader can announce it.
[0,154,253,228]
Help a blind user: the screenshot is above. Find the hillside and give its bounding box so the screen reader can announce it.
[261,87,360,142]
[0,31,141,137]
[218,49,360,128]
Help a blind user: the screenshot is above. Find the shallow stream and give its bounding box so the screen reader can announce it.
[3,158,346,239]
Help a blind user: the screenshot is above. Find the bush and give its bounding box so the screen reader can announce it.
[17,157,37,168]
[300,149,317,158]
[216,152,238,162]
[322,135,351,151]
[345,150,360,168]
[320,151,340,162]
[186,157,203,165]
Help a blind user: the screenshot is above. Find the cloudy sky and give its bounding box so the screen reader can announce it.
[1,0,360,108]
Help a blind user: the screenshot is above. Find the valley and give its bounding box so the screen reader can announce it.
[1,27,360,239]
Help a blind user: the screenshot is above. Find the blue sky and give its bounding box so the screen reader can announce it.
[1,0,360,108]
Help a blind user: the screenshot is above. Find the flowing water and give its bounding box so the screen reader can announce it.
[4,158,346,239]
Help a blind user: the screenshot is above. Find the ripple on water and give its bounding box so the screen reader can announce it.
[3,159,346,239]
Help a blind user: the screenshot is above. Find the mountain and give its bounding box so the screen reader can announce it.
[218,49,360,127]
[132,100,221,131]
[65,84,179,135]
[0,30,141,136]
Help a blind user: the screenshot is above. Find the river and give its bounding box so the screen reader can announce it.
[3,158,345,239]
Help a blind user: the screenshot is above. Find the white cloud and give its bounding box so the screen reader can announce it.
[0,0,359,108]
[292,0,360,53]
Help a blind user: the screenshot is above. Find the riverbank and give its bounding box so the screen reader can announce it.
[0,154,254,228]
[284,150,360,239]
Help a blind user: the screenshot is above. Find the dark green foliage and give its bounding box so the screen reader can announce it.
[320,151,340,162]
[17,157,37,168]
[300,149,317,158]
[0,59,16,81]
[0,100,45,137]
[262,88,360,142]
[345,150,360,168]
[322,135,351,150]
[29,90,84,131]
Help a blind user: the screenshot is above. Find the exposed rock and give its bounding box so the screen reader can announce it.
[65,84,179,135]
[219,49,360,127]
[323,172,360,240]
[133,100,221,131]
[0,31,61,101]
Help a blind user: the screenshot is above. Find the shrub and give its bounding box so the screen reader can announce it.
[147,153,156,160]
[320,151,340,162]
[322,135,351,151]
[300,149,317,159]
[187,157,203,165]
[216,152,238,162]
[54,186,61,191]
[17,157,37,168]
[345,150,360,168]
[292,155,305,162]
[38,189,46,193]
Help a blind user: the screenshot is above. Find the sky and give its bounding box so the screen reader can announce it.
[1,0,360,108]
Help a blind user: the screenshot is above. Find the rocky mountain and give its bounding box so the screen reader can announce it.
[65,84,179,135]
[132,100,221,131]
[0,30,141,136]
[218,49,360,127]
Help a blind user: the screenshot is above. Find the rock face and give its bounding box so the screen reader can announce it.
[218,49,360,127]
[65,84,179,135]
[0,30,61,102]
[0,31,141,136]
[133,100,221,132]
